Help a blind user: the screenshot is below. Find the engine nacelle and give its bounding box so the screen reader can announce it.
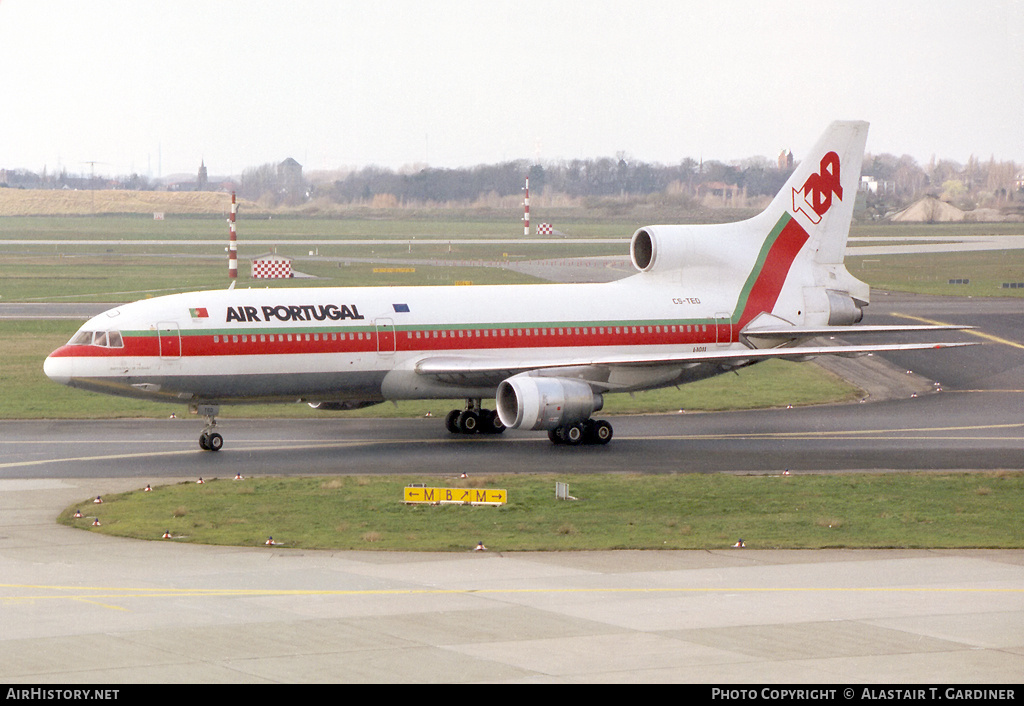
[802,287,866,326]
[631,226,686,273]
[825,289,864,325]
[496,376,603,431]
[630,224,744,275]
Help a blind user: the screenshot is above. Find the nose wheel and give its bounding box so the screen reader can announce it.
[194,404,223,452]
[199,430,223,451]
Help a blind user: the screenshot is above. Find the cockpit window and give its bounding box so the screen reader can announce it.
[68,330,124,348]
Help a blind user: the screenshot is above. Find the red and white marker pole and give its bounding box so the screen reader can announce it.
[522,177,530,236]
[228,192,238,279]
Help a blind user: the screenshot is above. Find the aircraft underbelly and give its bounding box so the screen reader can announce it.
[69,369,388,404]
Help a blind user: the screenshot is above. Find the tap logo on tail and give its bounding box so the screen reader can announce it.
[792,151,842,224]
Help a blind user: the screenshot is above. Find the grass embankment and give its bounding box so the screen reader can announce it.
[59,472,1024,551]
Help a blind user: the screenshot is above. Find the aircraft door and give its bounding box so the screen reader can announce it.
[715,312,732,347]
[375,318,396,355]
[157,322,182,358]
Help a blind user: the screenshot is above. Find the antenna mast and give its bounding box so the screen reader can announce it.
[228,192,238,279]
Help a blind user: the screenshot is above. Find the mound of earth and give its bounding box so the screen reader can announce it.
[0,188,246,216]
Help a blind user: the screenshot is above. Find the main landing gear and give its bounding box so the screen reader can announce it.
[194,404,224,452]
[445,399,506,435]
[547,419,613,446]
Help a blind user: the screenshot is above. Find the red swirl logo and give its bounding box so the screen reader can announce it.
[792,151,842,224]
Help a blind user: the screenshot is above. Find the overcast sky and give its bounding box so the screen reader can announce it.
[1,0,1021,178]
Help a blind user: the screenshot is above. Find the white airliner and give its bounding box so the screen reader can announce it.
[45,121,973,451]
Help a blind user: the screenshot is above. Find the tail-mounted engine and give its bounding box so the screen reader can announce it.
[825,289,864,325]
[631,226,691,273]
[496,375,603,431]
[630,224,749,276]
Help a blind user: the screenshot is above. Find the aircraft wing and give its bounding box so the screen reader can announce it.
[743,324,972,339]
[414,340,978,390]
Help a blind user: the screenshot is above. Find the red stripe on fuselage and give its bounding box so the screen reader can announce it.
[738,216,809,329]
[48,323,724,361]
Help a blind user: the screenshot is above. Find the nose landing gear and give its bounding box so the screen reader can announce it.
[193,404,223,452]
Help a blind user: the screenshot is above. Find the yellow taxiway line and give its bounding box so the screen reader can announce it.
[892,312,1024,350]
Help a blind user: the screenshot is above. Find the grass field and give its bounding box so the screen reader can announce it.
[1,215,1022,302]
[848,250,1024,298]
[59,471,1024,551]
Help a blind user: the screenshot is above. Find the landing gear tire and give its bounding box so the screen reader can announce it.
[480,409,505,434]
[562,422,585,446]
[446,400,505,436]
[587,420,613,445]
[457,410,479,434]
[194,404,223,452]
[445,409,461,434]
[548,419,613,446]
[199,431,223,452]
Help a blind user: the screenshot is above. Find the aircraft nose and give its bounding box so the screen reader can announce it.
[44,350,73,386]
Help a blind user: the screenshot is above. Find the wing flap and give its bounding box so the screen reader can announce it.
[743,324,973,340]
[415,341,978,383]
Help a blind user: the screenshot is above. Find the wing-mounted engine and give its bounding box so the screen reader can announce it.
[496,375,602,431]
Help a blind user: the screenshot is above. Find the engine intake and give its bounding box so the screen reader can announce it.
[630,224,742,275]
[496,376,602,431]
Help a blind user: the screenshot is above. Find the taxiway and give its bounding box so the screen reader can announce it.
[0,290,1021,683]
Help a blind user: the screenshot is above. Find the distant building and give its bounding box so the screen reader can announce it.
[860,175,895,195]
[197,161,208,191]
[697,181,740,201]
[277,158,305,205]
[778,150,793,171]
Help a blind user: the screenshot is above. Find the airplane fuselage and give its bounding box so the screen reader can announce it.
[44,272,757,406]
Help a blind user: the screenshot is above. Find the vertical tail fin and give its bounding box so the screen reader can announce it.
[763,120,869,265]
[628,121,870,326]
[758,121,870,325]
